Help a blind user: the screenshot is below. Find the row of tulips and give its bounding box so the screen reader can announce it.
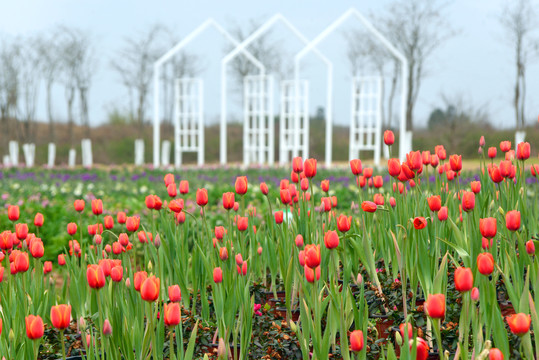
[1,131,539,359]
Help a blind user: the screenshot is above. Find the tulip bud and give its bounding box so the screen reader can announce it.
[295,234,304,248]
[103,319,112,336]
[526,240,535,255]
[471,287,480,302]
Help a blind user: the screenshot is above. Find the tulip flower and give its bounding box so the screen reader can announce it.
[413,217,427,230]
[410,338,429,360]
[304,158,317,178]
[166,183,177,198]
[196,188,208,207]
[103,319,112,336]
[274,211,284,224]
[479,217,497,238]
[383,130,395,145]
[29,239,44,258]
[449,154,462,172]
[260,182,269,195]
[336,215,352,233]
[222,192,235,210]
[74,199,85,212]
[399,323,413,339]
[292,156,303,173]
[500,141,511,152]
[58,254,66,266]
[15,223,28,240]
[0,231,12,250]
[213,267,223,283]
[280,189,291,204]
[176,180,188,194]
[140,276,160,302]
[526,240,535,255]
[14,252,29,273]
[134,271,148,291]
[489,348,504,360]
[350,329,364,351]
[387,158,401,177]
[505,210,521,231]
[461,191,475,212]
[323,230,339,249]
[425,294,445,318]
[43,261,52,274]
[117,211,127,224]
[321,179,330,193]
[487,147,497,158]
[304,244,321,269]
[104,215,114,230]
[91,199,103,215]
[87,264,106,289]
[34,213,44,227]
[219,247,228,261]
[295,234,304,247]
[507,313,531,335]
[477,253,494,275]
[361,201,377,213]
[236,217,248,231]
[168,285,181,302]
[164,302,181,327]
[235,176,248,195]
[8,205,19,221]
[471,287,480,301]
[126,216,140,232]
[164,173,175,187]
[304,265,320,283]
[25,315,44,340]
[350,159,362,175]
[470,181,481,194]
[427,195,442,212]
[51,305,71,330]
[454,267,473,292]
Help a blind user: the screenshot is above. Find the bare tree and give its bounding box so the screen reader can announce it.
[111,25,167,131]
[381,0,455,130]
[500,0,537,130]
[227,20,284,94]
[0,39,21,149]
[36,29,62,141]
[19,39,42,142]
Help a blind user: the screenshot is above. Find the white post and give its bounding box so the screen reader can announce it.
[349,79,356,161]
[22,143,35,168]
[153,66,160,168]
[68,149,76,168]
[220,63,227,164]
[161,140,171,167]
[2,155,10,167]
[325,64,333,166]
[9,141,18,167]
[515,131,526,145]
[303,80,310,159]
[48,143,56,168]
[198,80,204,166]
[374,77,382,166]
[268,76,274,165]
[134,139,145,166]
[399,61,409,161]
[81,139,93,168]
[243,76,250,166]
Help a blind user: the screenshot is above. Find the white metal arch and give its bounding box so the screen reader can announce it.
[295,8,409,164]
[220,13,332,165]
[152,18,265,168]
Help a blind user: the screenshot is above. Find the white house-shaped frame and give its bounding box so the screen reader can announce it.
[152,19,265,168]
[295,8,410,164]
[220,14,332,165]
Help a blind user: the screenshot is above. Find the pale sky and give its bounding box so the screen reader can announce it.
[0,0,538,130]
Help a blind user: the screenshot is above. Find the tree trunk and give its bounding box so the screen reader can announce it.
[67,86,76,148]
[46,81,56,142]
[387,60,400,129]
[406,61,415,131]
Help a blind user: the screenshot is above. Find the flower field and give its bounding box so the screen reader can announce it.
[1,133,539,360]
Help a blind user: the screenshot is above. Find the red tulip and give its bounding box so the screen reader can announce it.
[104,215,114,230]
[25,315,44,339]
[526,240,535,255]
[196,188,208,207]
[454,267,473,292]
[425,294,445,319]
[295,234,304,247]
[58,254,66,266]
[274,211,284,224]
[167,183,177,198]
[479,217,497,238]
[237,217,248,232]
[126,216,140,232]
[361,201,377,213]
[507,313,531,335]
[477,253,494,275]
[164,173,175,187]
[321,179,330,193]
[168,199,184,213]
[461,191,475,212]
[350,159,362,175]
[304,158,317,178]
[30,239,44,258]
[43,261,52,274]
[15,223,28,240]
[437,207,448,221]
[222,192,235,210]
[34,213,44,227]
[179,180,189,194]
[0,231,12,250]
[91,199,103,215]
[74,199,85,212]
[383,130,395,145]
[470,181,481,194]
[413,217,427,230]
[471,287,480,301]
[399,323,413,339]
[164,302,181,327]
[117,211,127,224]
[350,329,364,351]
[427,195,441,212]
[8,205,19,221]
[337,215,352,233]
[324,230,339,249]
[213,267,223,283]
[280,189,291,205]
[103,319,112,336]
[449,154,462,172]
[500,141,511,152]
[304,244,321,269]
[51,305,71,330]
[87,264,106,289]
[140,276,160,302]
[387,158,401,177]
[15,252,29,273]
[292,156,303,173]
[489,348,504,360]
[235,176,248,195]
[260,182,269,195]
[505,210,521,231]
[410,338,429,360]
[111,266,123,282]
[304,264,320,283]
[430,154,439,168]
[489,165,503,183]
[168,285,182,302]
[487,147,497,158]
[134,271,148,292]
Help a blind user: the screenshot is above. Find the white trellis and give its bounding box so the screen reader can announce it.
[174,78,204,166]
[222,14,331,165]
[153,19,263,168]
[243,75,274,165]
[349,77,382,164]
[280,80,309,163]
[295,8,409,163]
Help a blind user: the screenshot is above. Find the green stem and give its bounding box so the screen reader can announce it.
[61,330,67,360]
